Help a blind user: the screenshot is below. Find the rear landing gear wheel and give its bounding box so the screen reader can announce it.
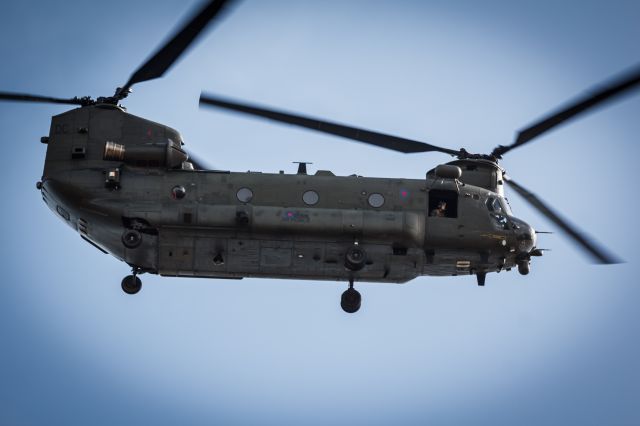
[341,279,361,313]
[121,274,142,295]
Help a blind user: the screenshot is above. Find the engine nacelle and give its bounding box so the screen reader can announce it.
[427,159,505,195]
[103,141,188,168]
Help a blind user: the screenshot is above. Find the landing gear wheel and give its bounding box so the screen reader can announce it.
[122,229,142,249]
[341,279,361,313]
[345,245,367,271]
[121,275,142,295]
[341,288,361,313]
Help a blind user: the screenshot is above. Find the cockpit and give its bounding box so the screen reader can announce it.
[486,196,512,216]
[486,196,513,229]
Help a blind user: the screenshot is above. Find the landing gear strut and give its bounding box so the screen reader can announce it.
[341,278,361,314]
[121,267,142,295]
[476,272,486,286]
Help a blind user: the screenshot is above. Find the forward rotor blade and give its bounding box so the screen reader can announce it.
[504,176,621,264]
[122,0,234,92]
[199,93,460,155]
[493,63,640,158]
[0,91,86,106]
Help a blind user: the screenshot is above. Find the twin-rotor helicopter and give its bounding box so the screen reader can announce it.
[2,0,637,313]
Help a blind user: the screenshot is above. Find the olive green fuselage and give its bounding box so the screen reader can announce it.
[40,105,535,284]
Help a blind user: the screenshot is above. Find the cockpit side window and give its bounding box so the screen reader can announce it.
[486,197,503,214]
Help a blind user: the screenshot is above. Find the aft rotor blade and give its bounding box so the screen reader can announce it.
[122,0,234,92]
[199,93,460,155]
[0,91,87,106]
[493,64,640,158]
[504,176,621,264]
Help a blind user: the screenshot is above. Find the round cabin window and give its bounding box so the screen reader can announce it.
[236,187,253,203]
[368,193,385,208]
[171,185,186,200]
[302,190,319,206]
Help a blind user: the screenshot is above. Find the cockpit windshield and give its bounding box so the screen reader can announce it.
[500,197,512,215]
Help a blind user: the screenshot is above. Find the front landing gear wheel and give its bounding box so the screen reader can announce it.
[121,275,142,295]
[341,279,361,313]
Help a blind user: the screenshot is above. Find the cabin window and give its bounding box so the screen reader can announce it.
[171,185,186,200]
[236,187,253,203]
[368,193,385,208]
[302,190,319,206]
[428,190,457,218]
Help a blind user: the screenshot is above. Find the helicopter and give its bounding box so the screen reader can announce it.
[1,0,637,314]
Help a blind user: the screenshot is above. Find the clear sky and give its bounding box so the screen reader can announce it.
[1,1,639,425]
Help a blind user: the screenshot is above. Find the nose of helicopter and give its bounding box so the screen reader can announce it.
[510,217,537,253]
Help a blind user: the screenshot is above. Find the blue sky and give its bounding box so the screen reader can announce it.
[1,1,639,425]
